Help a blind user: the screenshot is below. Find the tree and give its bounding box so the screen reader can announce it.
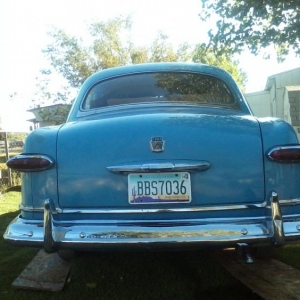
[32,70,72,107]
[42,16,247,88]
[42,16,191,89]
[192,44,247,89]
[38,105,71,125]
[31,70,73,124]
[200,0,300,61]
[34,15,247,123]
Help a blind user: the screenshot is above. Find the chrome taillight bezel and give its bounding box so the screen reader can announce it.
[267,145,300,163]
[6,154,54,172]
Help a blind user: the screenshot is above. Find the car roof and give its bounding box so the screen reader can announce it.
[84,62,233,86]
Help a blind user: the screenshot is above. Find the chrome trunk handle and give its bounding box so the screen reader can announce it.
[107,160,210,174]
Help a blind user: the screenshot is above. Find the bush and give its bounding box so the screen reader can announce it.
[0,163,21,193]
[0,163,7,170]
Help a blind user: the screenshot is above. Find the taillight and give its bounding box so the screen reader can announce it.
[267,145,300,163]
[6,154,54,172]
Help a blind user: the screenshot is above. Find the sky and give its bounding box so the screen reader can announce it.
[0,0,299,131]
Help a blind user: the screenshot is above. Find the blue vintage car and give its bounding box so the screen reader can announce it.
[5,63,300,261]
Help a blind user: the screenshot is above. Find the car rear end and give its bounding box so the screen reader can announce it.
[5,63,300,259]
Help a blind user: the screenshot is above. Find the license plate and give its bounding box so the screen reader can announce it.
[128,172,191,204]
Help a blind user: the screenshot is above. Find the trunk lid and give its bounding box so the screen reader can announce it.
[57,109,264,208]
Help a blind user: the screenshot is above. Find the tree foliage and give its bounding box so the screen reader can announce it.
[38,105,71,125]
[192,44,246,89]
[42,16,246,89]
[32,71,72,108]
[42,16,192,89]
[35,15,247,124]
[200,0,300,61]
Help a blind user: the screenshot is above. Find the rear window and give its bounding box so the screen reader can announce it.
[82,72,239,110]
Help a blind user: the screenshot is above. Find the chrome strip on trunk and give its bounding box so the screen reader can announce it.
[107,160,210,173]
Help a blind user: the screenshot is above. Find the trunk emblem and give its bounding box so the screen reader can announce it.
[150,137,165,152]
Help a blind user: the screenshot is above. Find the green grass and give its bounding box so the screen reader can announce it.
[0,192,40,299]
[0,153,22,193]
[274,243,300,268]
[4,191,298,300]
[0,154,7,164]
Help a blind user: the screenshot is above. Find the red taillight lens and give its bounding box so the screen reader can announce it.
[6,155,54,172]
[267,146,300,163]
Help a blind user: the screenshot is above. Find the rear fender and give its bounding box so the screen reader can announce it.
[258,117,300,208]
[20,126,61,219]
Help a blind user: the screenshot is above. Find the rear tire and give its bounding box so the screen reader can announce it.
[57,249,77,262]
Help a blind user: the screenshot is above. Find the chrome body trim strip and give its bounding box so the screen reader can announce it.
[279,198,300,206]
[20,198,300,214]
[107,160,210,173]
[20,201,268,214]
[58,202,267,214]
[20,205,44,213]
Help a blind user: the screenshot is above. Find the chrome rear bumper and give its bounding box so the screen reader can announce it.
[4,192,300,252]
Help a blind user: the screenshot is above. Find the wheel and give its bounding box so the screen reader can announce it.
[251,245,274,259]
[57,249,77,262]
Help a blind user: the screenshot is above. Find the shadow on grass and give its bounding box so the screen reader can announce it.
[0,210,40,300]
[1,185,22,194]
[5,186,22,193]
[0,210,20,239]
[64,250,262,300]
[0,246,263,300]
